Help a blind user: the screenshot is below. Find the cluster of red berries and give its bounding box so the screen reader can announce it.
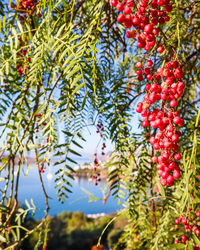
[10,1,42,84]
[96,116,107,155]
[101,142,106,156]
[111,0,185,187]
[39,160,46,173]
[35,113,45,135]
[10,0,39,16]
[174,211,200,248]
[92,153,101,185]
[111,0,172,51]
[16,36,31,77]
[96,117,104,138]
[92,116,107,185]
[136,60,185,186]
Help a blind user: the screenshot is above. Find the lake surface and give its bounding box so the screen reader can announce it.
[0,162,123,219]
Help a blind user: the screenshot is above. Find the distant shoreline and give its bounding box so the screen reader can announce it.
[72,168,108,179]
[1,154,110,178]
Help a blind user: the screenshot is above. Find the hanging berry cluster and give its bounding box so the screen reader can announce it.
[173,211,200,248]
[138,59,185,187]
[111,0,185,187]
[16,36,31,77]
[11,0,42,77]
[96,116,104,138]
[11,2,46,173]
[92,116,107,185]
[96,115,107,156]
[111,0,172,45]
[10,0,40,18]
[92,153,101,185]
[39,160,46,173]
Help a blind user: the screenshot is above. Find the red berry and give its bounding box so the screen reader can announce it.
[174,153,181,161]
[126,0,134,7]
[167,175,174,186]
[182,218,187,224]
[196,229,200,236]
[165,4,173,12]
[173,170,181,179]
[152,28,159,35]
[144,24,153,33]
[170,99,178,108]
[152,156,158,163]
[138,75,143,81]
[142,121,149,127]
[124,7,132,14]
[116,3,125,12]
[136,61,143,68]
[160,178,167,186]
[181,235,187,244]
[111,0,118,7]
[175,218,180,224]
[174,239,179,244]
[137,40,146,48]
[157,46,164,53]
[196,211,200,217]
[147,60,153,67]
[136,69,143,75]
[117,14,125,23]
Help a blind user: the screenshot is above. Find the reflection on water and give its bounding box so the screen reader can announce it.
[0,165,123,219]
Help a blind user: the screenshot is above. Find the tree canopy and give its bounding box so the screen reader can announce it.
[0,0,199,249]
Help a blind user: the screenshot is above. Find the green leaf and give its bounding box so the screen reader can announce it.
[0,235,6,242]
[157,180,165,197]
[193,234,200,247]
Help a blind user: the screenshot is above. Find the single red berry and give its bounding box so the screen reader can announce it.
[152,28,159,35]
[137,40,146,48]
[124,7,132,14]
[167,175,174,186]
[157,46,164,53]
[173,170,181,179]
[117,14,125,23]
[126,0,134,7]
[136,69,143,75]
[175,218,180,224]
[111,0,118,7]
[165,4,173,12]
[152,156,158,163]
[146,60,153,67]
[174,239,179,244]
[174,153,181,161]
[117,2,125,12]
[144,24,153,33]
[136,62,143,68]
[196,229,200,236]
[160,178,167,186]
[170,99,178,108]
[157,0,164,6]
[182,218,187,224]
[138,75,143,81]
[196,211,200,217]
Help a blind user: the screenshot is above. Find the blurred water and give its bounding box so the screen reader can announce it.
[0,162,123,219]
